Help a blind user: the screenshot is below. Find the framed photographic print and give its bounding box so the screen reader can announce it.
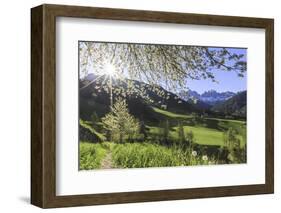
[31,4,274,208]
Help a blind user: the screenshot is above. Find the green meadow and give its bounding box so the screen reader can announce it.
[80,106,246,170]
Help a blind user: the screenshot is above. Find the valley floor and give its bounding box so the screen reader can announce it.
[79,107,247,170]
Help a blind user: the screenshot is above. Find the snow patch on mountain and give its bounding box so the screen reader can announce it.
[179,89,236,105]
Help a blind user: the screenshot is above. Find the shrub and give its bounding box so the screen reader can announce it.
[223,128,246,163]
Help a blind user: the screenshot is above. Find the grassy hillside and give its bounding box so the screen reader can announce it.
[79,76,202,122]
[148,108,245,147]
[79,119,106,142]
[80,105,246,148]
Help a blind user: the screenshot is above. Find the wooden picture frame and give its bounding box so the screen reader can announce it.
[31,4,274,208]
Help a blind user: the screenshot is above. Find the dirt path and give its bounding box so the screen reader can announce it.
[100,151,113,169]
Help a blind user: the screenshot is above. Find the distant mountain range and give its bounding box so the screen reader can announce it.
[80,74,246,120]
[178,89,236,106]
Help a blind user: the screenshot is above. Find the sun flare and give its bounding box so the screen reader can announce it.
[103,63,117,77]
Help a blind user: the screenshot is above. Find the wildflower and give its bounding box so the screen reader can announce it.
[202,155,208,161]
[191,150,197,157]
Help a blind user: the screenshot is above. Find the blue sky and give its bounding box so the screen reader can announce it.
[186,48,247,94]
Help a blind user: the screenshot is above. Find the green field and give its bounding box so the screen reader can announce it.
[80,106,246,170]
[149,107,246,147]
[152,107,192,119]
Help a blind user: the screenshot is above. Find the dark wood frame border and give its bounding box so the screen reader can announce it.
[31,4,274,208]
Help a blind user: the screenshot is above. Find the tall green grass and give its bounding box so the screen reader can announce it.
[79,142,107,170]
[111,142,210,168]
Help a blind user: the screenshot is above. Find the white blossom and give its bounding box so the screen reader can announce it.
[202,155,208,161]
[191,150,197,157]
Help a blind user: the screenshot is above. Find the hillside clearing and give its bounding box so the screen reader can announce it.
[152,107,192,119]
